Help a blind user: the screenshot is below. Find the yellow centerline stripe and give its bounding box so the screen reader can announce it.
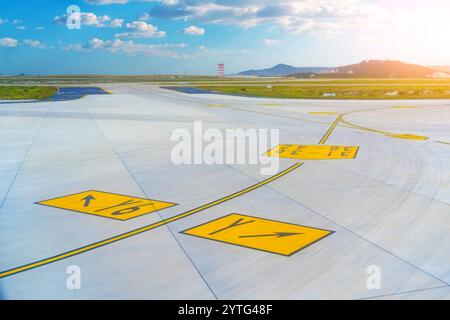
[100,87,113,95]
[0,162,303,279]
[339,117,392,135]
[318,114,343,145]
[1,102,351,279]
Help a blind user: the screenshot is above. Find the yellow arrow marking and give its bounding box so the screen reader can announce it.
[1,100,355,278]
[182,213,333,256]
[0,162,303,279]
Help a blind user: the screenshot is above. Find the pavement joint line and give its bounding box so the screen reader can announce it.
[227,161,450,289]
[2,90,445,288]
[0,104,51,212]
[361,284,450,300]
[338,141,448,171]
[434,140,450,145]
[255,175,450,286]
[322,155,450,209]
[0,94,375,279]
[326,163,450,210]
[222,104,450,287]
[200,102,406,141]
[215,101,434,144]
[0,161,303,279]
[131,85,346,141]
[85,107,220,300]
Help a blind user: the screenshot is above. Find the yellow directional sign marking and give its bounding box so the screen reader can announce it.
[37,190,177,221]
[309,112,338,115]
[387,134,428,140]
[265,144,359,160]
[182,213,334,256]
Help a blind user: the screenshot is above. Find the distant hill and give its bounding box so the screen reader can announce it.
[333,60,437,78]
[432,66,450,73]
[290,60,446,78]
[240,60,450,78]
[239,64,330,77]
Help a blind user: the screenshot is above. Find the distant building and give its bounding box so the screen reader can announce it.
[428,71,450,79]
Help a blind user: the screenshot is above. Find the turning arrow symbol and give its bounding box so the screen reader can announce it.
[81,195,96,207]
[239,232,303,239]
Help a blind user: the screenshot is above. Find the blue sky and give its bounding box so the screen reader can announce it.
[0,0,449,75]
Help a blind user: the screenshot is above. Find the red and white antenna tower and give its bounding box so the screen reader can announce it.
[217,63,225,77]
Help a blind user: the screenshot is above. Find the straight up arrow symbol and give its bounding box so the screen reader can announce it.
[82,195,96,207]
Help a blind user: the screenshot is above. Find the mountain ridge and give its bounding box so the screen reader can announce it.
[432,66,450,73]
[239,60,450,78]
[238,64,330,77]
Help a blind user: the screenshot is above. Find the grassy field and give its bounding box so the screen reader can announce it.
[0,86,57,100]
[0,75,240,85]
[1,75,450,100]
[2,75,450,85]
[195,84,450,99]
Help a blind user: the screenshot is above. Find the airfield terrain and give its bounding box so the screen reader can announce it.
[1,84,450,299]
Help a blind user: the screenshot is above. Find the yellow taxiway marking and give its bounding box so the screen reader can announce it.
[182,213,333,256]
[318,114,343,145]
[266,144,359,160]
[0,163,303,279]
[100,87,113,94]
[340,117,391,135]
[340,109,429,141]
[309,112,338,116]
[1,99,355,278]
[391,106,417,109]
[37,191,177,221]
[386,134,429,141]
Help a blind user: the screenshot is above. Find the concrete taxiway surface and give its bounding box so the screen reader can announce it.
[0,84,450,299]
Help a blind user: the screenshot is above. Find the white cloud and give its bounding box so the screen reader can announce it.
[162,0,178,5]
[115,21,166,38]
[148,0,387,34]
[0,38,18,47]
[76,0,386,36]
[183,25,205,35]
[35,26,45,31]
[64,38,188,58]
[53,12,123,28]
[260,38,281,46]
[62,0,387,37]
[109,18,124,28]
[84,0,129,4]
[0,19,7,25]
[16,26,26,30]
[63,43,85,51]
[23,39,46,49]
[12,19,22,24]
[139,13,151,21]
[83,0,177,4]
[195,45,249,58]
